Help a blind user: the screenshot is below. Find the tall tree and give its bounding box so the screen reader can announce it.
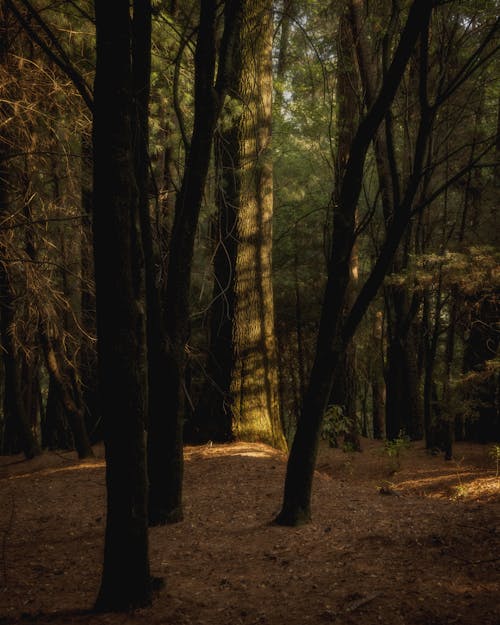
[93,0,154,610]
[275,0,434,526]
[329,0,361,451]
[147,0,244,525]
[191,0,286,450]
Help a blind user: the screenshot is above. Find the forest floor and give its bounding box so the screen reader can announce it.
[0,437,499,625]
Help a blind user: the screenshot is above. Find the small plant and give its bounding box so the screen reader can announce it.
[451,456,469,500]
[383,431,411,473]
[321,405,353,448]
[489,444,500,478]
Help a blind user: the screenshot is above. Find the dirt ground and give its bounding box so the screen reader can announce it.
[0,437,499,625]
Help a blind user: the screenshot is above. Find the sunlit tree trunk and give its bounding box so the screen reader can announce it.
[188,0,285,450]
[229,0,285,449]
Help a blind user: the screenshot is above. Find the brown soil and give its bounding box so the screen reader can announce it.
[0,438,499,625]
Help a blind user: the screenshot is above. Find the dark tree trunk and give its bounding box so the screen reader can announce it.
[385,287,422,440]
[187,127,237,444]
[93,0,153,611]
[79,134,100,443]
[371,310,386,439]
[43,375,71,450]
[329,4,361,452]
[147,0,244,525]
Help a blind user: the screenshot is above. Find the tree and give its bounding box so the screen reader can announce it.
[0,2,41,459]
[189,0,286,450]
[147,0,244,525]
[92,0,154,610]
[275,0,435,526]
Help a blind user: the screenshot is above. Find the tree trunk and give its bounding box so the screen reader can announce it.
[190,0,286,451]
[147,0,244,525]
[329,4,361,452]
[93,0,152,610]
[79,134,100,443]
[385,286,423,440]
[229,0,285,450]
[371,310,386,439]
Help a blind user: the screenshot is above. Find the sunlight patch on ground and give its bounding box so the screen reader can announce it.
[395,472,500,501]
[1,460,105,481]
[185,441,286,460]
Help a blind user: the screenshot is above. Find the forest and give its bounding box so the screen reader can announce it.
[0,0,499,620]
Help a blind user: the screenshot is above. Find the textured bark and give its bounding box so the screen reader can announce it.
[93,0,152,611]
[230,0,285,449]
[191,0,285,451]
[79,134,100,443]
[147,0,244,525]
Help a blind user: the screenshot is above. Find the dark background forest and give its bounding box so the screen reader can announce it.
[0,0,498,617]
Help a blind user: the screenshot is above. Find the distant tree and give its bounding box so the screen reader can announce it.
[0,3,41,458]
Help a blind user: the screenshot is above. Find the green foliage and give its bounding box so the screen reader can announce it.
[321,404,354,449]
[383,432,411,473]
[489,444,500,478]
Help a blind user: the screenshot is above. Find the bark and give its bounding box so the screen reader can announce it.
[385,286,423,440]
[93,0,152,611]
[79,134,100,443]
[147,0,244,525]
[187,128,237,444]
[229,0,285,449]
[190,0,286,451]
[371,310,386,439]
